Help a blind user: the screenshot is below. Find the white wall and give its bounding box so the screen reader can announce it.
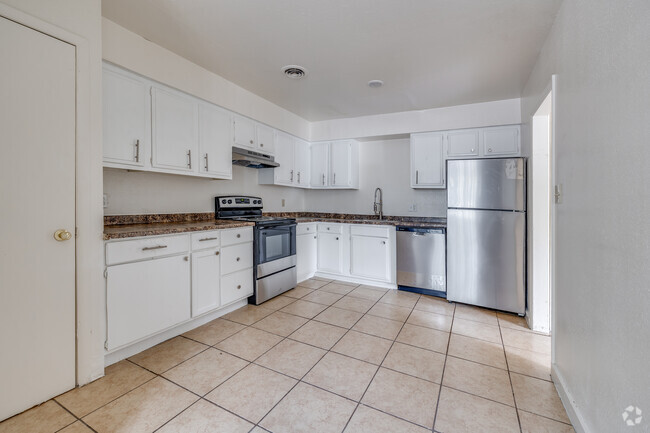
[103,167,305,215]
[305,138,447,217]
[0,0,104,384]
[102,18,310,141]
[310,98,521,141]
[521,1,650,431]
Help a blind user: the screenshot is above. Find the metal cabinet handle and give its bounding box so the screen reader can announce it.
[335,237,339,240]
[306,227,310,231]
[236,257,240,261]
[187,150,192,168]
[471,148,475,152]
[333,173,336,185]
[142,245,167,251]
[237,284,242,289]
[183,256,189,261]
[416,170,419,184]
[290,170,294,182]
[488,148,493,153]
[204,153,209,171]
[215,251,220,255]
[297,172,301,183]
[199,237,218,242]
[322,173,325,185]
[314,236,317,239]
[260,142,264,147]
[327,227,330,230]
[382,241,386,244]
[249,139,254,145]
[134,139,140,163]
[237,234,241,238]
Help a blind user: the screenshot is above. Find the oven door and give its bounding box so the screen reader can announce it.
[255,223,297,277]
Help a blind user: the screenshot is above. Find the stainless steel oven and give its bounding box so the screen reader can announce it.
[215,196,298,305]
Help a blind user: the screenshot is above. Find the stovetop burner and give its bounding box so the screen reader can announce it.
[215,195,295,225]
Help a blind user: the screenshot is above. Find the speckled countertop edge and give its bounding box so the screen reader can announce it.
[104,212,446,240]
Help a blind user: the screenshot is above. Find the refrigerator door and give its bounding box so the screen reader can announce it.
[447,158,525,211]
[447,208,525,314]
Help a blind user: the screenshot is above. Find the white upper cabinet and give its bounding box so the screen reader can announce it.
[447,130,480,158]
[482,126,520,156]
[102,66,149,167]
[294,139,311,188]
[411,132,445,188]
[310,142,330,188]
[198,104,232,179]
[273,131,295,186]
[151,87,198,172]
[256,124,275,154]
[232,115,256,150]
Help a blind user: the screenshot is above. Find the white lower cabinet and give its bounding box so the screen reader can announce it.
[317,231,344,274]
[191,249,221,317]
[106,254,191,351]
[297,231,318,282]
[350,234,392,283]
[105,227,253,352]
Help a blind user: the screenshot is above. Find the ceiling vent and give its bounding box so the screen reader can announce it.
[282,65,308,79]
[368,80,384,88]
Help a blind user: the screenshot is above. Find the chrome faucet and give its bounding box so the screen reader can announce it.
[373,187,383,220]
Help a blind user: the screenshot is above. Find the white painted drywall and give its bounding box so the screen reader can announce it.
[102,18,311,141]
[522,0,650,430]
[304,138,447,217]
[309,98,521,141]
[0,0,105,385]
[103,167,305,215]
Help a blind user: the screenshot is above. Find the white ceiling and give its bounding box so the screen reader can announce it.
[102,0,562,122]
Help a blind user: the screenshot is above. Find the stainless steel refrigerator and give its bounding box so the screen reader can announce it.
[446,158,526,315]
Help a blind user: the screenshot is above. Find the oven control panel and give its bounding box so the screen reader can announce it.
[215,196,263,208]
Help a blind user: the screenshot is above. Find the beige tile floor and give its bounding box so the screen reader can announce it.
[0,278,574,433]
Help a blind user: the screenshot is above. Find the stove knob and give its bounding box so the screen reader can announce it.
[228,199,232,204]
[221,199,226,204]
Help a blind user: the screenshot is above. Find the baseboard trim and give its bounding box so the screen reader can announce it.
[313,272,397,290]
[551,364,590,433]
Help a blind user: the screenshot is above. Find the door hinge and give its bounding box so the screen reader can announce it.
[554,184,563,204]
[75,227,79,238]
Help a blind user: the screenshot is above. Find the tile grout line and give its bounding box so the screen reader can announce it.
[498,315,524,433]
[430,301,456,433]
[50,399,96,433]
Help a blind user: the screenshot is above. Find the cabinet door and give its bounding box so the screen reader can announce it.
[447,130,479,158]
[102,67,148,167]
[198,104,232,178]
[330,141,352,188]
[273,131,295,186]
[233,116,256,149]
[310,142,330,187]
[297,233,318,282]
[350,235,390,282]
[151,87,198,172]
[106,255,191,350]
[482,126,520,156]
[411,132,445,188]
[317,232,343,274]
[294,139,311,188]
[256,124,275,154]
[191,249,221,317]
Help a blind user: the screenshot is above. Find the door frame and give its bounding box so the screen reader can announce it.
[0,3,105,386]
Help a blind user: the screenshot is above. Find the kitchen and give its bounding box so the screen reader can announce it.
[1,1,648,433]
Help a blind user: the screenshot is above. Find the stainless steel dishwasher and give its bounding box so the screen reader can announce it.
[396,227,446,297]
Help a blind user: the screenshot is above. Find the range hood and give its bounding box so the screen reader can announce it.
[232,146,279,169]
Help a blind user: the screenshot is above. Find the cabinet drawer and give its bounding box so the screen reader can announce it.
[221,227,253,246]
[318,223,343,234]
[221,242,253,274]
[190,230,220,250]
[106,235,189,265]
[350,225,391,238]
[221,268,253,305]
[297,223,317,235]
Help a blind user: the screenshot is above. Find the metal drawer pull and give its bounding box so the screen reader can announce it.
[382,241,386,244]
[237,284,241,289]
[199,237,218,242]
[204,153,209,171]
[142,245,167,251]
[306,227,310,231]
[314,236,317,239]
[134,139,140,162]
[333,173,336,184]
[237,234,241,238]
[236,257,240,261]
[336,237,339,240]
[260,142,264,147]
[327,227,330,230]
[187,150,192,168]
[249,139,253,144]
[183,256,189,261]
[215,251,220,255]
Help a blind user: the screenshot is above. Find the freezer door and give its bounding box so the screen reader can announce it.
[396,229,446,292]
[447,158,525,211]
[447,209,525,314]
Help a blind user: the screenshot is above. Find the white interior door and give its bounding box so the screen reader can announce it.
[0,16,76,420]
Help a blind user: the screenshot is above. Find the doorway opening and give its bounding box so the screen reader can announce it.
[527,85,554,334]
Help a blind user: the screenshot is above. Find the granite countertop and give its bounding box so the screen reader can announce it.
[103,213,254,240]
[103,212,446,240]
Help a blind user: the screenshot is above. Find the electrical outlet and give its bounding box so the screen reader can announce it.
[103,194,108,208]
[408,203,418,212]
[282,199,286,207]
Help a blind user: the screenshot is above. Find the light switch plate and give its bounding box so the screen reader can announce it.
[408,204,418,212]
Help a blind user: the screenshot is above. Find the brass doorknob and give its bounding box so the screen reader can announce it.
[54,229,72,242]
